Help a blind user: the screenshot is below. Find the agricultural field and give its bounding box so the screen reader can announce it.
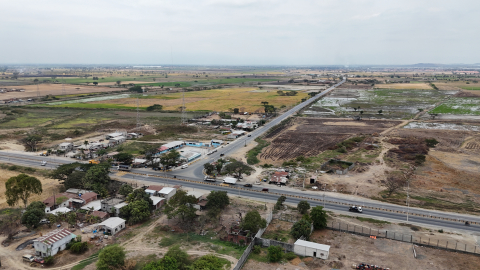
[259,118,399,164]
[430,97,480,115]
[57,87,309,112]
[305,87,455,119]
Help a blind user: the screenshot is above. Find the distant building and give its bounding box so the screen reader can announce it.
[43,192,98,213]
[58,142,73,151]
[34,228,76,257]
[294,239,330,260]
[145,185,164,196]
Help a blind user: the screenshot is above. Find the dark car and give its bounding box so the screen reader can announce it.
[248,134,251,137]
[220,153,225,157]
[262,188,269,192]
[244,184,252,187]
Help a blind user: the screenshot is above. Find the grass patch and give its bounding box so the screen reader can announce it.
[355,217,391,224]
[247,247,270,263]
[247,138,270,165]
[0,113,53,128]
[71,249,102,270]
[114,142,163,155]
[262,230,290,242]
[430,97,480,115]
[158,232,247,259]
[50,103,143,110]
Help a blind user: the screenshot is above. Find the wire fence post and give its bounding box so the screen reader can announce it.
[437,240,439,248]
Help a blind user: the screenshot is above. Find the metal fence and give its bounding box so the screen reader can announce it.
[328,222,480,256]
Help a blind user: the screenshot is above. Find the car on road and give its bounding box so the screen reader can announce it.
[349,205,362,213]
[34,257,45,264]
[220,153,224,157]
[247,134,251,137]
[244,184,252,187]
[181,164,188,169]
[261,188,269,192]
[41,161,47,166]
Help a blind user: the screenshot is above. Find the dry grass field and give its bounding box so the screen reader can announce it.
[87,87,309,112]
[374,83,433,90]
[0,84,116,99]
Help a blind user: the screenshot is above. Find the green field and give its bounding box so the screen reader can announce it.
[50,103,143,110]
[0,113,54,128]
[430,97,480,115]
[138,77,278,87]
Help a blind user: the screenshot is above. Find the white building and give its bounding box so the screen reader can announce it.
[99,217,126,235]
[80,200,102,211]
[58,142,73,151]
[106,132,124,139]
[34,228,76,257]
[158,187,176,200]
[49,207,71,215]
[294,239,330,260]
[113,202,128,216]
[109,136,126,144]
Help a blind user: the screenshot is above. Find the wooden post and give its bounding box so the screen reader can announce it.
[447,241,448,249]
[411,235,413,243]
[455,242,457,251]
[428,238,430,245]
[437,240,439,247]
[475,246,477,253]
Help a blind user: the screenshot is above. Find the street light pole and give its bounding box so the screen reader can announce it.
[407,180,410,222]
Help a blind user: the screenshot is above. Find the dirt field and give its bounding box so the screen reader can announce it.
[0,168,62,208]
[259,118,399,163]
[0,84,117,99]
[374,83,433,90]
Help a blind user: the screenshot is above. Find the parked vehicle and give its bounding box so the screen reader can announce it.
[39,218,50,224]
[248,134,251,137]
[22,255,34,262]
[262,188,269,192]
[181,164,188,169]
[349,205,363,213]
[118,165,131,171]
[88,159,99,164]
[244,184,252,187]
[465,221,470,226]
[204,176,216,182]
[34,257,45,264]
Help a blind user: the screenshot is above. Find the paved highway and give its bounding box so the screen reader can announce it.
[1,151,480,232]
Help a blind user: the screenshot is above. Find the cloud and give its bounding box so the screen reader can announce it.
[0,0,478,65]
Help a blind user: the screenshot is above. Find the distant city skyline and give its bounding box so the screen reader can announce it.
[1,0,479,65]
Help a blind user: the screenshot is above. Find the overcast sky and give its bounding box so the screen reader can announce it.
[1,0,479,65]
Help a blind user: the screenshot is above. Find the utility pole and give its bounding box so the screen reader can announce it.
[407,180,410,222]
[136,98,140,129]
[181,90,187,125]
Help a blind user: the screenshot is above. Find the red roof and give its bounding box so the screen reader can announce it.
[92,211,109,219]
[35,228,73,246]
[43,192,97,207]
[158,146,169,151]
[79,192,97,201]
[271,172,289,183]
[147,185,164,191]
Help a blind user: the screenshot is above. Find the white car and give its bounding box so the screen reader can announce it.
[181,164,188,169]
[41,161,47,166]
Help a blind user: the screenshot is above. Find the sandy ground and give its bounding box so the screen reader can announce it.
[429,150,480,174]
[0,168,62,208]
[0,84,117,99]
[0,140,25,151]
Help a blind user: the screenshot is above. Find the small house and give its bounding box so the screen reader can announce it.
[113,202,128,216]
[91,211,110,221]
[58,142,73,151]
[270,171,289,185]
[34,228,76,257]
[101,197,124,214]
[151,196,166,210]
[80,200,102,211]
[43,192,98,213]
[158,187,176,200]
[98,217,126,235]
[294,239,330,260]
[145,185,164,196]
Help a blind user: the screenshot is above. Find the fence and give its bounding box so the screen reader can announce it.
[328,221,480,256]
[255,237,294,252]
[233,211,273,270]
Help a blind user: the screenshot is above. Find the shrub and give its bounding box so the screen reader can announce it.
[44,256,54,266]
[284,252,297,260]
[252,245,261,254]
[438,229,444,233]
[70,242,88,254]
[267,246,283,262]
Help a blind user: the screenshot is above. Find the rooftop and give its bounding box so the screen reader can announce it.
[147,185,164,192]
[151,196,166,205]
[80,200,102,211]
[159,187,175,194]
[99,217,126,228]
[294,239,330,251]
[35,228,74,246]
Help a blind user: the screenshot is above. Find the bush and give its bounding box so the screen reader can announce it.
[252,245,261,254]
[44,256,54,266]
[267,246,283,262]
[284,252,297,260]
[70,242,88,254]
[438,229,444,233]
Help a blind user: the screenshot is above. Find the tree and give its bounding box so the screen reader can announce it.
[297,201,310,214]
[143,256,177,270]
[50,163,90,186]
[224,161,254,179]
[378,110,383,114]
[275,196,286,210]
[64,171,86,190]
[310,206,328,229]
[82,164,111,196]
[241,210,267,234]
[189,254,224,270]
[116,80,122,87]
[146,104,163,111]
[120,200,151,225]
[277,90,285,96]
[261,101,269,106]
[126,189,153,204]
[93,82,98,86]
[5,173,42,208]
[385,174,406,196]
[21,208,44,229]
[22,134,42,151]
[67,212,77,226]
[215,159,224,174]
[119,184,134,196]
[203,163,215,175]
[0,212,21,240]
[165,245,189,270]
[27,201,46,212]
[163,190,197,224]
[70,242,88,254]
[96,245,125,270]
[206,191,229,218]
[290,218,311,240]
[425,138,439,148]
[114,152,134,165]
[267,246,282,262]
[160,150,181,168]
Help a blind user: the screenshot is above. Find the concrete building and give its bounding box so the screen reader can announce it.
[92,211,110,221]
[98,217,126,235]
[293,239,330,260]
[58,142,73,151]
[151,196,166,210]
[106,132,124,140]
[101,198,124,214]
[270,171,289,185]
[145,185,164,196]
[34,228,76,257]
[158,187,176,200]
[113,202,128,216]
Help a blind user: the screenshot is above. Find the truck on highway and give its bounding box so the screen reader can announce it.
[349,205,362,213]
[204,176,216,182]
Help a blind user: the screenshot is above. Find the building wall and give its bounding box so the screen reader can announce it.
[35,235,74,257]
[103,222,126,235]
[293,245,329,260]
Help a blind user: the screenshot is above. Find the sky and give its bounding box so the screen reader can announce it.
[0,0,479,65]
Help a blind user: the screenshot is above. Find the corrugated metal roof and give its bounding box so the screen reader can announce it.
[294,239,330,251]
[35,228,73,246]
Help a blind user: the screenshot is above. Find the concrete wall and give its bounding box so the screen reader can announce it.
[255,238,294,252]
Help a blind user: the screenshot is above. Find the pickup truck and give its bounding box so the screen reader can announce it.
[204,176,216,182]
[349,205,363,213]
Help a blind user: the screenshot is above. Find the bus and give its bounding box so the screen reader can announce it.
[118,165,131,171]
